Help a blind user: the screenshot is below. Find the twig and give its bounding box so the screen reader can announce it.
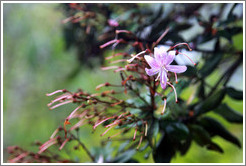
[70,134,95,162]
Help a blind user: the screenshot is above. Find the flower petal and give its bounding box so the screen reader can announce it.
[160,70,167,89]
[156,47,167,65]
[166,65,187,73]
[144,55,160,68]
[145,68,159,76]
[154,47,162,61]
[165,51,176,65]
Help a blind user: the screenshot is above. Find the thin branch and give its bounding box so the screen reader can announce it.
[70,133,95,162]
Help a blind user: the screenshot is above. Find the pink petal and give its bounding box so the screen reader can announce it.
[108,19,119,27]
[154,47,165,65]
[145,68,159,76]
[160,70,167,89]
[166,65,187,73]
[154,47,161,61]
[165,51,176,65]
[144,55,160,68]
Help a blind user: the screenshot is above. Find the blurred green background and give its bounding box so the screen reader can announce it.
[3,3,243,163]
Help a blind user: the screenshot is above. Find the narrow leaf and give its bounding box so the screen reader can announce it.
[226,87,243,100]
[194,88,226,116]
[213,104,243,123]
[199,117,241,148]
[199,53,223,78]
[153,134,175,163]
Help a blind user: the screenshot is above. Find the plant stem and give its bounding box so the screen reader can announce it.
[71,134,95,162]
[149,79,156,112]
[120,72,150,106]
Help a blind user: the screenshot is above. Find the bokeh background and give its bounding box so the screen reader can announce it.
[3,3,243,163]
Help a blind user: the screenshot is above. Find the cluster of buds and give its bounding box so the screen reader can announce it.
[7,144,72,163]
[41,84,149,154]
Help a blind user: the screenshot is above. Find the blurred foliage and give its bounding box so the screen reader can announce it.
[3,3,243,163]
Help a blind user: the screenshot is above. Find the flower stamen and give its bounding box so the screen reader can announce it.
[174,72,178,84]
[100,39,117,49]
[127,50,147,63]
[136,135,143,150]
[155,72,161,81]
[178,52,197,66]
[133,128,137,141]
[100,125,116,136]
[46,89,66,96]
[59,138,69,151]
[161,98,167,115]
[49,100,73,110]
[171,42,192,51]
[93,116,116,129]
[145,122,148,137]
[167,82,178,103]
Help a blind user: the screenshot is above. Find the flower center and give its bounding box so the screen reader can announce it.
[162,65,168,72]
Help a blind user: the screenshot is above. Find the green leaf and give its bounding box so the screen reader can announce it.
[139,141,149,152]
[226,87,243,100]
[91,141,114,162]
[207,142,224,153]
[232,33,243,51]
[213,104,243,123]
[173,23,192,32]
[154,121,191,162]
[183,66,198,77]
[217,27,242,42]
[194,88,226,116]
[165,122,191,155]
[147,119,159,149]
[154,95,162,104]
[125,159,139,163]
[197,80,205,99]
[199,53,223,78]
[178,136,192,155]
[113,149,137,163]
[190,125,223,153]
[190,124,211,146]
[199,117,241,148]
[165,122,189,141]
[144,151,151,159]
[126,96,149,108]
[153,134,175,163]
[189,124,223,153]
[129,108,142,115]
[118,140,130,153]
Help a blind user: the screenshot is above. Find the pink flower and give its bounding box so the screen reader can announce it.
[144,47,187,89]
[108,19,119,27]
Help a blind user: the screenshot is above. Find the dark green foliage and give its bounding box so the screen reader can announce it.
[198,117,241,147]
[189,124,223,153]
[152,121,191,162]
[194,89,226,116]
[147,119,159,149]
[226,87,243,100]
[213,104,243,123]
[199,53,223,78]
[153,134,175,163]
